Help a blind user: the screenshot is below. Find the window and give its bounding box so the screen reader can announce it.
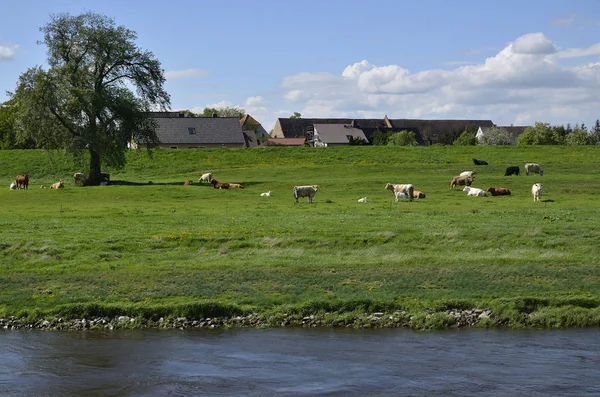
[188,127,196,135]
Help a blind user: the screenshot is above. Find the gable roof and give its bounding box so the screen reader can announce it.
[388,119,495,143]
[152,117,245,145]
[313,124,369,144]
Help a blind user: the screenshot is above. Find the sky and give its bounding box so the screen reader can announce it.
[1,0,600,131]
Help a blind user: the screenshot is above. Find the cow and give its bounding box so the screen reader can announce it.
[199,173,213,183]
[463,186,487,197]
[460,170,477,178]
[260,191,272,197]
[357,197,368,203]
[450,175,473,189]
[473,158,488,165]
[487,187,511,196]
[384,183,414,201]
[504,166,520,176]
[395,192,409,202]
[73,172,87,186]
[9,182,17,190]
[211,179,230,189]
[413,190,426,199]
[50,179,64,189]
[183,180,193,186]
[15,174,29,189]
[532,183,543,202]
[293,185,319,203]
[525,163,544,176]
[229,183,244,188]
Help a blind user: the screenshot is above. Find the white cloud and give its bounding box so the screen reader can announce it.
[0,44,17,60]
[272,32,600,128]
[165,68,209,79]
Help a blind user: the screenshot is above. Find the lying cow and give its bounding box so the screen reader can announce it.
[532,183,543,202]
[9,181,17,190]
[211,179,230,189]
[50,179,64,189]
[293,185,319,203]
[463,186,487,197]
[15,174,29,189]
[473,158,488,165]
[450,175,472,189]
[525,163,544,176]
[413,190,426,199]
[504,166,519,176]
[183,180,193,186]
[385,183,414,201]
[357,197,368,203]
[73,172,87,186]
[229,183,244,188]
[460,170,477,178]
[199,173,213,183]
[487,187,511,196]
[261,191,272,197]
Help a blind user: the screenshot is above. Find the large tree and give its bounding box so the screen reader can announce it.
[12,12,170,183]
[201,106,245,118]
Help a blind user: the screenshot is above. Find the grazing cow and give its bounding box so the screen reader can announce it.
[384,183,414,201]
[357,197,368,203]
[73,172,87,186]
[394,192,409,202]
[15,174,29,189]
[532,183,543,202]
[460,170,477,178]
[450,175,473,189]
[50,179,64,189]
[199,173,213,183]
[504,166,520,176]
[211,179,230,189]
[293,185,319,203]
[9,182,17,190]
[260,191,272,197]
[463,186,487,197]
[487,187,511,196]
[183,180,193,186]
[229,183,244,188]
[413,190,426,199]
[525,163,544,176]
[473,158,488,165]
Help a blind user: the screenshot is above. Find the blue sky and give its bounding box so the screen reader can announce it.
[2,0,600,131]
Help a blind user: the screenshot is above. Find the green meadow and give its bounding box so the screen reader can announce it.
[1,145,600,329]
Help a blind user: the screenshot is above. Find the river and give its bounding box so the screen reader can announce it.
[1,328,599,396]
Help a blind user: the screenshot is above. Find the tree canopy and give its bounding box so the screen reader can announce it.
[11,12,170,183]
[478,126,514,146]
[200,106,245,118]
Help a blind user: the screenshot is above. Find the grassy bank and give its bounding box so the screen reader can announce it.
[1,146,599,329]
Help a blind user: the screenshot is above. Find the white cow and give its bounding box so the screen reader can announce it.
[394,192,409,202]
[293,185,319,203]
[459,170,477,178]
[385,183,414,201]
[199,173,213,183]
[463,186,487,197]
[260,191,272,197]
[357,197,368,203]
[525,163,544,176]
[9,181,17,190]
[532,183,543,202]
[73,172,87,186]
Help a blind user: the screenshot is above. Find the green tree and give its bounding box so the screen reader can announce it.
[566,127,589,145]
[290,111,302,119]
[201,106,245,118]
[453,130,477,146]
[588,120,600,145]
[12,12,169,184]
[517,122,562,145]
[478,126,514,145]
[387,130,417,146]
[371,129,389,145]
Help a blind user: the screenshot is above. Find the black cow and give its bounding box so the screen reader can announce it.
[473,158,488,165]
[505,166,520,176]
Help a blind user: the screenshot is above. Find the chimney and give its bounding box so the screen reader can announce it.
[212,113,218,118]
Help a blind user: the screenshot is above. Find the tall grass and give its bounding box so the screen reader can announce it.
[1,146,599,328]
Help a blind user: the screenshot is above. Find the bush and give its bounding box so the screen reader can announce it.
[453,131,477,146]
[478,126,514,145]
[387,130,417,146]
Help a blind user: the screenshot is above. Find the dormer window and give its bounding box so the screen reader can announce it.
[188,127,196,135]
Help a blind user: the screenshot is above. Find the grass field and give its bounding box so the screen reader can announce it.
[1,145,599,329]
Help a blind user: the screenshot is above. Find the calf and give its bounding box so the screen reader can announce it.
[50,179,64,189]
[473,158,488,165]
[413,190,426,199]
[463,186,487,197]
[293,185,319,203]
[357,197,368,203]
[504,166,519,176]
[229,183,244,188]
[260,191,272,197]
[199,173,213,183]
[487,187,511,196]
[532,183,543,202]
[395,192,409,202]
[183,180,193,186]
[9,182,17,190]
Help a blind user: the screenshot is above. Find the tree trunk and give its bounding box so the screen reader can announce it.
[88,148,101,185]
